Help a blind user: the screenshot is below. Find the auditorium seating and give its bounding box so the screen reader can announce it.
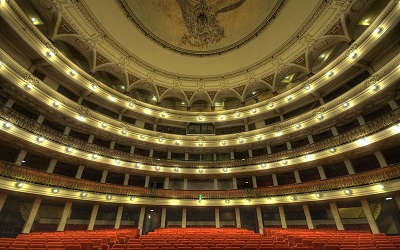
[1,228,399,250]
[0,229,139,250]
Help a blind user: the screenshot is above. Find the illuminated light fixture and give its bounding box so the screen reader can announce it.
[181,102,185,105]
[221,140,226,145]
[198,168,203,173]
[385,197,392,201]
[81,192,87,197]
[16,182,24,188]
[47,50,55,57]
[53,101,60,107]
[393,123,400,133]
[238,138,244,143]
[25,83,33,90]
[66,147,73,152]
[199,114,203,120]
[174,167,179,172]
[130,197,135,201]
[358,137,368,145]
[115,159,121,164]
[52,188,59,193]
[268,102,274,108]
[342,102,349,108]
[223,167,228,172]
[275,131,282,137]
[327,71,334,77]
[198,141,203,146]
[344,189,352,195]
[69,70,76,76]
[252,108,257,114]
[4,121,12,128]
[364,18,370,24]
[77,115,84,121]
[101,122,107,128]
[374,27,382,34]
[140,134,145,139]
[295,123,301,129]
[282,160,288,165]
[161,111,166,117]
[175,141,180,145]
[198,200,202,203]
[220,115,225,120]
[246,198,251,202]
[285,76,290,79]
[304,84,311,90]
[350,52,357,59]
[315,193,322,198]
[108,96,116,102]
[106,195,112,200]
[121,129,127,135]
[0,61,3,67]
[235,111,240,117]
[225,199,230,204]
[290,195,296,201]
[121,86,125,89]
[155,166,160,170]
[37,136,44,142]
[304,154,310,160]
[158,138,163,142]
[329,147,336,153]
[92,154,98,159]
[92,82,98,89]
[317,113,324,120]
[371,84,379,91]
[320,54,325,58]
[287,96,292,101]
[261,163,266,168]
[128,101,134,107]
[135,163,142,168]
[377,184,384,190]
[257,135,262,140]
[31,17,36,22]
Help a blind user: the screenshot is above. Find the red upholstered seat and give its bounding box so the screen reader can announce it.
[324,245,340,250]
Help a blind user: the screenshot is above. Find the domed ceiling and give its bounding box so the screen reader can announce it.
[118,0,283,56]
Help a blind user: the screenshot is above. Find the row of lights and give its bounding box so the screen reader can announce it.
[4,120,400,173]
[15,179,386,201]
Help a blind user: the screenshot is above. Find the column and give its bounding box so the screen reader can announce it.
[164,177,170,189]
[47,158,57,173]
[360,198,380,233]
[0,194,7,213]
[329,202,344,230]
[183,178,188,190]
[388,99,399,110]
[160,207,167,228]
[115,205,123,229]
[272,174,278,186]
[14,150,27,166]
[317,166,327,179]
[138,207,146,234]
[213,179,218,190]
[182,208,187,228]
[278,205,287,229]
[294,170,301,183]
[75,165,84,179]
[235,208,241,228]
[57,201,72,231]
[215,208,220,228]
[286,142,292,150]
[144,176,150,187]
[232,178,238,189]
[252,176,257,188]
[256,207,263,234]
[331,127,339,136]
[22,198,42,233]
[307,135,314,144]
[123,173,130,186]
[374,151,387,167]
[87,204,99,230]
[100,170,108,183]
[395,195,400,210]
[344,159,355,175]
[303,204,314,229]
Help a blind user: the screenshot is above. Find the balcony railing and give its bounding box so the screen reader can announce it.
[1,161,399,199]
[1,104,399,169]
